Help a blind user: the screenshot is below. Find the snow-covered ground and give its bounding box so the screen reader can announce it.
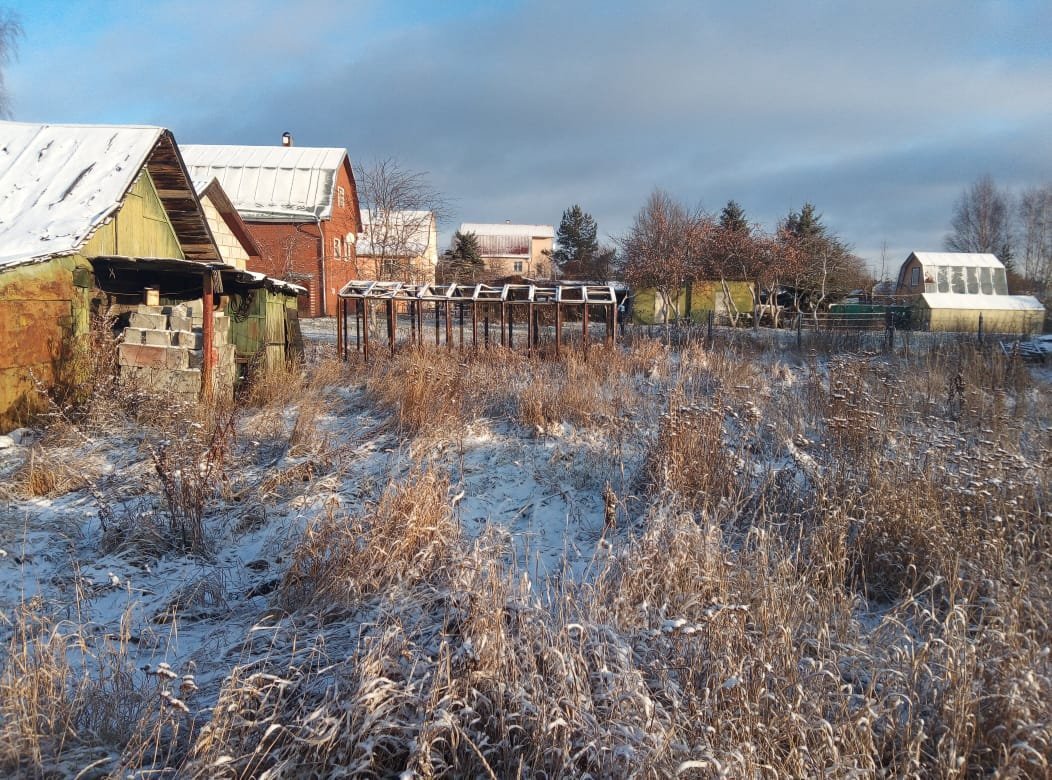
[1,334,1049,775]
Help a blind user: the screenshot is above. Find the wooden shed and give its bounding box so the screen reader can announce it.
[225,273,305,371]
[0,121,222,430]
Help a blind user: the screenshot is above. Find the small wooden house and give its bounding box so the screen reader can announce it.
[0,121,223,430]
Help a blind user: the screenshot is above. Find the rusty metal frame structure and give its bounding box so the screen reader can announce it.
[336,280,620,362]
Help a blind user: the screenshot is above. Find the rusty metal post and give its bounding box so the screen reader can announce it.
[201,271,215,399]
[582,301,589,348]
[508,304,514,349]
[445,300,453,349]
[500,302,506,347]
[336,297,344,360]
[355,299,361,351]
[485,314,491,347]
[472,302,479,349]
[434,301,441,346]
[387,298,396,354]
[459,302,465,347]
[555,301,562,358]
[362,300,370,363]
[612,299,619,345]
[527,302,534,356]
[409,300,416,346]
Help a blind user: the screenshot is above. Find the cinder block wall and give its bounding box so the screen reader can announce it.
[118,303,235,402]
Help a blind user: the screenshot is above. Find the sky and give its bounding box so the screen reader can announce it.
[4,0,1052,275]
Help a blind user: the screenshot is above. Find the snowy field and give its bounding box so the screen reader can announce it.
[0,332,1049,776]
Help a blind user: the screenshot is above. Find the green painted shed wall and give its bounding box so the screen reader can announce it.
[82,170,184,260]
[226,288,299,370]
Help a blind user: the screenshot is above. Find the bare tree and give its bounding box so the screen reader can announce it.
[619,190,705,325]
[354,158,446,283]
[1018,184,1052,294]
[945,174,1012,260]
[0,10,22,119]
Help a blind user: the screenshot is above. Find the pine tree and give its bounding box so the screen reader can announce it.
[719,200,749,233]
[784,203,825,238]
[552,205,600,278]
[442,231,484,283]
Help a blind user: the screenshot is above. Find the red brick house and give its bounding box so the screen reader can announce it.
[181,144,362,317]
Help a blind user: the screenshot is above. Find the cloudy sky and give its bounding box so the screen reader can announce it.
[5,0,1051,273]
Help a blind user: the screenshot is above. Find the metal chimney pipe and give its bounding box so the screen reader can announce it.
[282,132,293,147]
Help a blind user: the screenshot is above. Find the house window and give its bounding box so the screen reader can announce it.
[333,237,342,258]
[337,186,346,208]
[910,266,921,287]
[513,260,523,273]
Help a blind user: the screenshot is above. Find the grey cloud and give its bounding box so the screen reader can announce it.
[9,0,1052,267]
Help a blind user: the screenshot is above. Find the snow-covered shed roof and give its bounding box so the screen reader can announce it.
[0,121,220,271]
[357,209,435,257]
[181,144,350,222]
[919,293,1044,312]
[459,222,554,238]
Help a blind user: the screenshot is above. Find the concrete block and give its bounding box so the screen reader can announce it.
[162,304,189,317]
[122,366,202,397]
[118,343,189,370]
[172,330,202,349]
[143,329,173,347]
[137,305,165,315]
[129,312,168,330]
[122,327,147,345]
[188,350,203,369]
[186,299,204,318]
[169,314,192,332]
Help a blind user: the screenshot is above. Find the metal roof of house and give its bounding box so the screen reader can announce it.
[459,222,554,238]
[181,144,349,222]
[357,209,435,257]
[0,122,165,270]
[910,252,1004,269]
[919,293,1044,311]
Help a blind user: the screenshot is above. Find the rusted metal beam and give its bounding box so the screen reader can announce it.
[582,301,589,349]
[362,300,370,363]
[445,300,453,350]
[387,298,396,355]
[336,297,345,360]
[472,302,478,349]
[527,301,535,356]
[500,302,506,347]
[555,301,562,358]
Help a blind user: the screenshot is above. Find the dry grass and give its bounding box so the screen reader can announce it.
[275,466,457,615]
[4,336,1050,776]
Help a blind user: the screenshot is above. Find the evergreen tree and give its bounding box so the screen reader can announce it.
[719,200,749,233]
[441,231,484,283]
[552,205,600,278]
[784,202,825,238]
